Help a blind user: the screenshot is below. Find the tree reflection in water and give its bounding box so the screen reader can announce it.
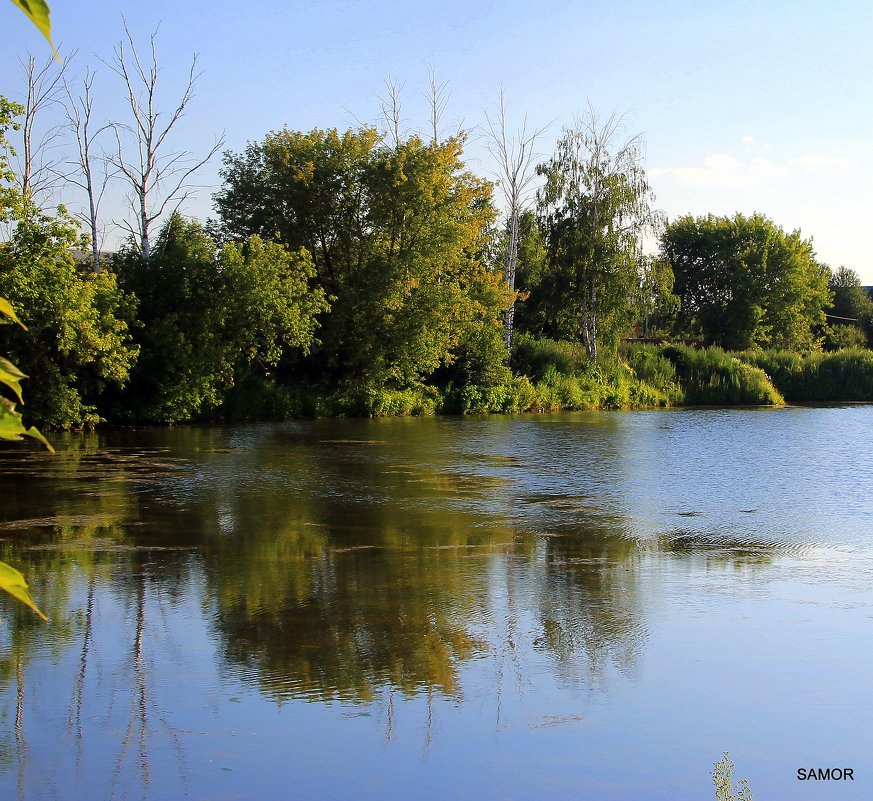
[0,419,794,800]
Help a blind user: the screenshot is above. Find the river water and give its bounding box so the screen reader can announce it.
[1,407,872,800]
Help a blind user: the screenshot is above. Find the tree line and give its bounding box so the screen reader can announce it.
[1,28,869,428]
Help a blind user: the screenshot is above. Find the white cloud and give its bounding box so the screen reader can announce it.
[742,135,755,145]
[648,144,873,282]
[649,153,786,189]
[788,154,858,169]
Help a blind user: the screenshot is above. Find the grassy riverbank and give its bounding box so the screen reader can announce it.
[14,335,873,428]
[217,338,798,420]
[737,348,873,402]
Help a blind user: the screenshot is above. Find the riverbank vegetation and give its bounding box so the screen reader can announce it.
[2,30,873,429]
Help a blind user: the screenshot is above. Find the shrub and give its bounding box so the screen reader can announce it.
[739,348,873,402]
[662,345,783,405]
[824,324,868,351]
[511,334,587,381]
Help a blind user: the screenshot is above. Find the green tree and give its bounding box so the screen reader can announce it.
[536,108,657,360]
[215,126,380,284]
[216,126,506,396]
[115,213,327,422]
[662,213,831,350]
[1,94,137,429]
[349,132,501,388]
[824,265,873,349]
[0,204,139,428]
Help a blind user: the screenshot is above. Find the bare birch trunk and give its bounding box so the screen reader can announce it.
[503,206,520,354]
[484,89,546,362]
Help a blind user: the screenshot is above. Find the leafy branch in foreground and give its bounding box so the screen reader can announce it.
[0,562,47,621]
[1,295,51,622]
[4,0,51,624]
[8,0,59,61]
[0,296,53,451]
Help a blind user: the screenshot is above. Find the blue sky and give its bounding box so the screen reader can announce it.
[4,0,872,280]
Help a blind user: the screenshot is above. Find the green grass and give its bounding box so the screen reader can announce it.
[660,344,784,406]
[221,338,815,421]
[738,348,873,402]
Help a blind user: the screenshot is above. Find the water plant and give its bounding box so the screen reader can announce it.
[712,752,753,801]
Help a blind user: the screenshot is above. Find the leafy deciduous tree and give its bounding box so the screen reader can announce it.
[216,126,506,392]
[536,108,657,360]
[115,213,328,422]
[825,265,873,348]
[662,213,831,350]
[0,204,139,428]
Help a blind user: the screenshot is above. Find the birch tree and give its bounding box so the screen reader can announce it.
[62,69,113,270]
[106,23,224,260]
[378,77,405,149]
[484,90,546,356]
[16,51,69,208]
[537,107,656,360]
[426,67,449,146]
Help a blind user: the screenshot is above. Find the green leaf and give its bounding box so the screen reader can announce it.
[0,396,27,439]
[8,0,59,62]
[0,296,27,329]
[0,356,27,404]
[0,397,54,452]
[0,561,47,621]
[24,424,54,453]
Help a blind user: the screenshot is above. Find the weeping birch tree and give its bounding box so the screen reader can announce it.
[484,90,545,356]
[536,107,656,360]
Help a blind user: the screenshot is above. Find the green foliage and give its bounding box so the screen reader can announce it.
[739,348,873,402]
[661,344,783,405]
[1,98,135,429]
[0,207,138,428]
[115,214,327,422]
[0,96,24,216]
[712,752,753,801]
[511,333,589,381]
[825,266,873,348]
[534,111,657,360]
[0,561,46,622]
[446,372,536,414]
[336,382,442,417]
[620,344,684,404]
[663,213,830,350]
[508,209,548,334]
[0,299,53,449]
[824,323,868,350]
[220,237,328,365]
[217,126,506,394]
[510,335,679,411]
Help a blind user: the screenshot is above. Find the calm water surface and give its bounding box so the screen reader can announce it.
[1,407,872,800]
